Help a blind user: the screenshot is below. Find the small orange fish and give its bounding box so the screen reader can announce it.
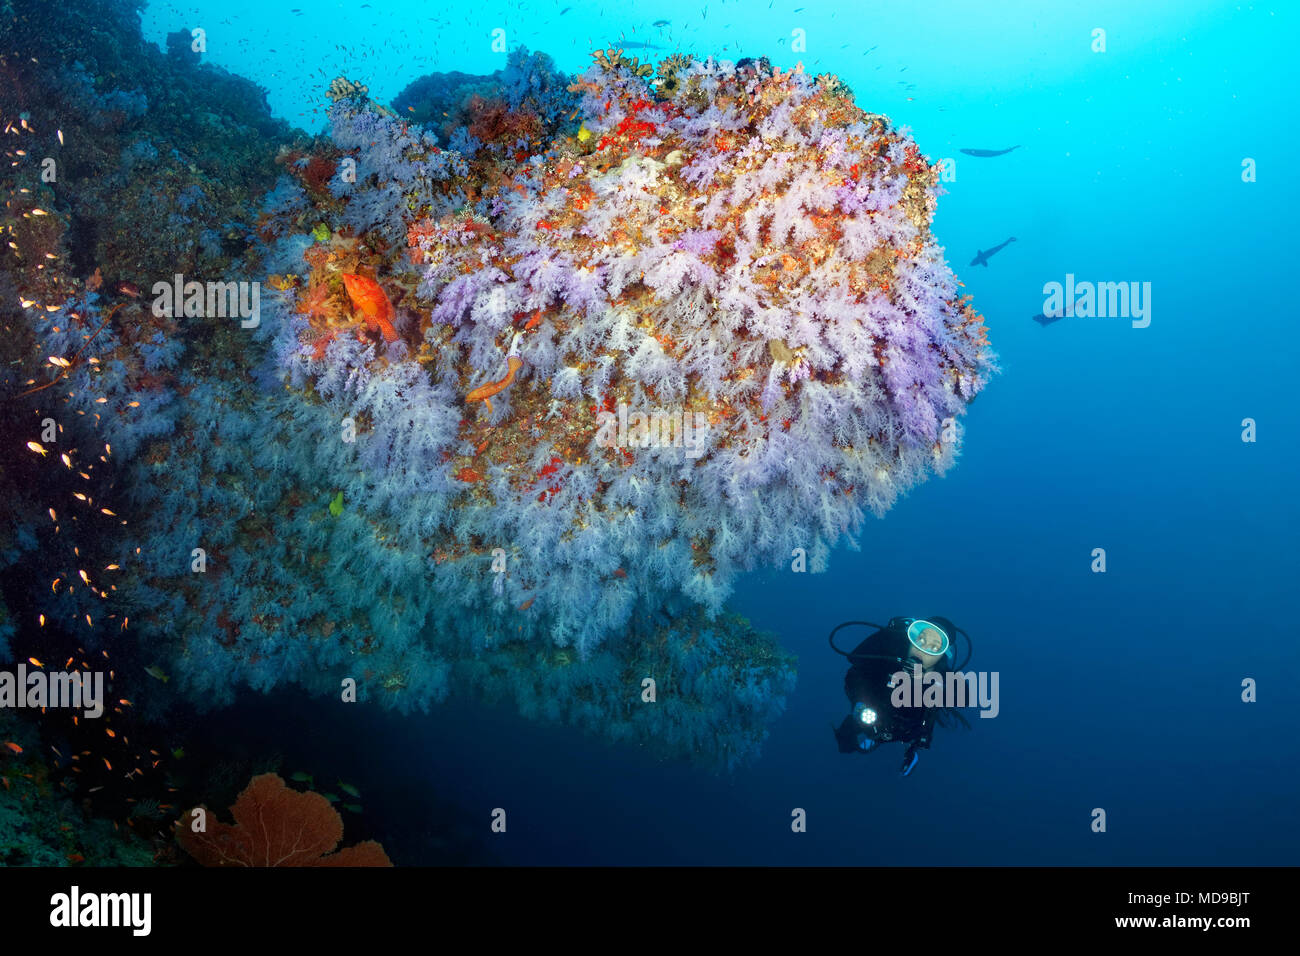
[116,281,141,298]
[612,569,627,579]
[465,355,523,415]
[67,853,85,864]
[341,273,400,343]
[3,742,22,755]
[518,597,535,611]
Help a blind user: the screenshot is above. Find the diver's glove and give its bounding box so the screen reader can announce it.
[900,745,920,777]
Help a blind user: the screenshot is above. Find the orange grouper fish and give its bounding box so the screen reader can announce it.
[341,273,400,343]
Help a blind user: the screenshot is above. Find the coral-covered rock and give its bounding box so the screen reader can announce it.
[0,0,297,285]
[4,22,987,771]
[392,47,577,155]
[266,50,995,655]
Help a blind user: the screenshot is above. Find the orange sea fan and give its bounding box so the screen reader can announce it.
[175,772,392,867]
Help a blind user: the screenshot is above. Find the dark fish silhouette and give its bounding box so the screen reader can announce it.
[969,237,1016,267]
[1033,303,1076,327]
[959,146,1021,157]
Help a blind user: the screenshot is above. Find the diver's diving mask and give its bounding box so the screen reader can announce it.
[905,619,951,668]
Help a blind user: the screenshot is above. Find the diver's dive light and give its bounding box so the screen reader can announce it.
[855,704,877,726]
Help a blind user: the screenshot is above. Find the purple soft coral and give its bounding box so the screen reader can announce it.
[264,53,994,657]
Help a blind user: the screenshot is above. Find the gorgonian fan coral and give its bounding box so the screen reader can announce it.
[261,50,994,657]
[175,773,392,867]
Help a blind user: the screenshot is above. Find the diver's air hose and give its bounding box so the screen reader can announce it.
[828,621,884,659]
[950,626,973,671]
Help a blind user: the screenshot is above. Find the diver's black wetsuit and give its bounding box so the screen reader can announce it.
[833,617,956,761]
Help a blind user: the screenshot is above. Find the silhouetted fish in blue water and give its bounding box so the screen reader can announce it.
[1032,303,1075,326]
[960,146,1021,157]
[970,237,1016,267]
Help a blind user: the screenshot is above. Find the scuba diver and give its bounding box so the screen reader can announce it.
[830,616,973,777]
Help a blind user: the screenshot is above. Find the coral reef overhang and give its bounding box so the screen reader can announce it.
[263,50,995,654]
[3,41,993,772]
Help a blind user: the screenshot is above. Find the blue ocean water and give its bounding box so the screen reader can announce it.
[125,0,1299,864]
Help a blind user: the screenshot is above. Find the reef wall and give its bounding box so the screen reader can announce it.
[3,20,991,772]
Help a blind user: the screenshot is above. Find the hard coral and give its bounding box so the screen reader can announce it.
[175,773,392,867]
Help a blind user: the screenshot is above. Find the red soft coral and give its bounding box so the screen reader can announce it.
[175,772,392,867]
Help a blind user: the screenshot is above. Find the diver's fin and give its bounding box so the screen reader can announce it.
[900,748,920,777]
[935,708,974,731]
